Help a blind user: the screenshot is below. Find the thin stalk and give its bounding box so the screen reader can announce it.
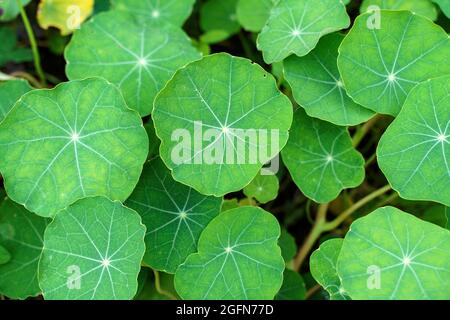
[16,0,46,86]
[153,270,177,300]
[10,71,43,88]
[352,115,380,148]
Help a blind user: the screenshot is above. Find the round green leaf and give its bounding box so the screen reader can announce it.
[243,174,279,204]
[65,11,201,116]
[125,157,222,273]
[256,0,350,64]
[39,197,146,300]
[338,10,450,116]
[278,229,297,263]
[0,79,32,122]
[200,0,240,35]
[377,76,450,206]
[236,0,276,32]
[153,53,293,197]
[0,198,49,299]
[174,206,285,299]
[337,206,450,299]
[111,0,196,26]
[282,109,365,203]
[0,78,148,217]
[284,33,375,126]
[432,0,450,18]
[275,269,306,300]
[0,245,10,265]
[310,238,350,300]
[0,0,30,21]
[360,0,438,21]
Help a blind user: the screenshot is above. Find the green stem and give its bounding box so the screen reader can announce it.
[16,0,46,86]
[365,151,377,168]
[352,115,380,148]
[153,270,177,300]
[10,71,43,88]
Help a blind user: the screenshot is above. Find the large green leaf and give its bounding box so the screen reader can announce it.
[236,0,275,32]
[243,174,279,204]
[338,10,450,116]
[0,79,32,122]
[310,238,350,300]
[377,76,450,206]
[0,0,30,21]
[337,206,450,299]
[275,269,306,300]
[284,33,375,126]
[174,206,284,299]
[360,0,438,21]
[153,53,293,197]
[65,11,201,116]
[0,27,32,67]
[256,0,350,64]
[0,78,148,217]
[281,109,365,203]
[0,198,49,299]
[0,245,10,265]
[200,0,240,35]
[432,0,450,18]
[39,197,146,300]
[125,157,222,273]
[111,0,196,26]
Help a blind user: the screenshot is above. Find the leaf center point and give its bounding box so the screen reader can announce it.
[402,256,411,266]
[151,10,160,18]
[102,259,111,267]
[71,132,80,142]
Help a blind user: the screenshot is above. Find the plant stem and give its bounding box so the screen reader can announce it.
[10,71,43,88]
[352,115,380,148]
[16,0,47,86]
[365,151,377,168]
[323,184,392,231]
[153,269,177,300]
[305,284,321,299]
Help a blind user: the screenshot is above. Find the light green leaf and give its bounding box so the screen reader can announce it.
[0,245,10,265]
[275,269,306,300]
[310,238,350,300]
[284,33,375,126]
[0,78,148,217]
[278,229,297,263]
[0,0,30,21]
[338,10,450,116]
[153,53,293,197]
[174,206,284,299]
[256,0,350,64]
[281,109,365,203]
[361,0,438,20]
[0,27,33,67]
[0,79,32,122]
[65,11,201,116]
[337,206,450,299]
[377,76,450,206]
[0,198,49,299]
[243,174,279,203]
[125,157,222,273]
[39,197,146,300]
[111,0,196,26]
[200,0,240,35]
[236,0,276,32]
[432,0,450,18]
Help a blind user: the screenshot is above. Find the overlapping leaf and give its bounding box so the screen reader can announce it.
[200,0,240,35]
[275,270,306,300]
[432,0,450,17]
[0,0,30,21]
[236,0,275,32]
[0,79,31,122]
[360,0,438,20]
[0,27,32,67]
[243,174,279,204]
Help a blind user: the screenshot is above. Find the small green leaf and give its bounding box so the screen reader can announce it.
[377,76,450,206]
[0,0,30,21]
[310,238,350,300]
[111,0,196,26]
[125,157,222,273]
[200,30,231,45]
[275,269,306,300]
[0,78,148,217]
[360,0,438,21]
[153,53,293,197]
[282,109,365,203]
[0,198,49,299]
[0,27,32,67]
[338,11,450,116]
[243,174,279,203]
[174,206,285,299]
[338,206,450,300]
[236,0,275,32]
[39,197,146,300]
[200,0,240,36]
[432,0,450,18]
[65,11,201,116]
[284,33,375,126]
[257,0,350,63]
[278,229,297,263]
[0,245,10,265]
[221,198,240,212]
[0,79,32,122]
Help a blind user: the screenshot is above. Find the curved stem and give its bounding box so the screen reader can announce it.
[352,115,380,148]
[16,0,47,86]
[153,270,177,300]
[10,71,43,88]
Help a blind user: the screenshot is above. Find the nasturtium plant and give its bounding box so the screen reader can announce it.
[65,10,201,116]
[0,78,148,217]
[153,53,293,196]
[126,157,222,273]
[0,198,49,299]
[337,207,450,300]
[39,197,146,300]
[377,76,450,206]
[0,0,449,302]
[282,109,365,203]
[338,10,450,116]
[284,33,375,126]
[257,0,350,64]
[174,206,285,299]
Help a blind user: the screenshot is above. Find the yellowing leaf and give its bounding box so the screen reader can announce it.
[37,0,94,36]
